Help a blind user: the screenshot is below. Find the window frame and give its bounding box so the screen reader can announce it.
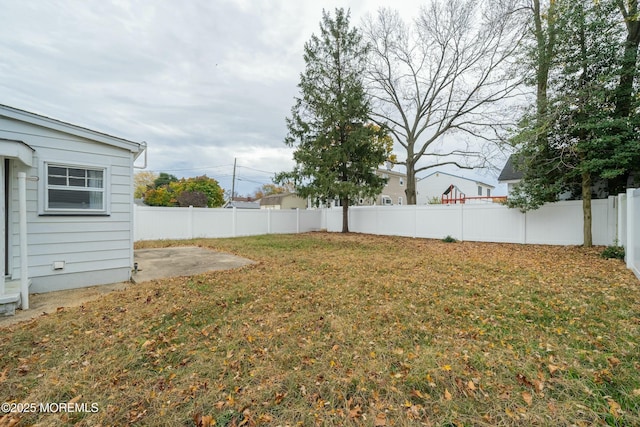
[40,161,110,215]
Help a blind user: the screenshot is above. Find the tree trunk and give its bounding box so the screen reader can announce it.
[615,0,640,118]
[405,164,417,205]
[582,171,592,247]
[341,197,349,233]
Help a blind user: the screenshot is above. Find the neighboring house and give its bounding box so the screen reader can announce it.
[416,171,495,204]
[260,193,307,209]
[358,169,408,206]
[0,104,145,314]
[225,197,261,209]
[497,155,523,196]
[498,154,612,199]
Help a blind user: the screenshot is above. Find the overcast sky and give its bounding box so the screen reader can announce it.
[0,0,506,196]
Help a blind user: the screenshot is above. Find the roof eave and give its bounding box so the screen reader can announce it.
[0,104,143,154]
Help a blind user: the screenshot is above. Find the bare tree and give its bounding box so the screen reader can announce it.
[363,0,524,204]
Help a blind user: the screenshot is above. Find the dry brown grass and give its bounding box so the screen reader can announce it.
[1,233,639,426]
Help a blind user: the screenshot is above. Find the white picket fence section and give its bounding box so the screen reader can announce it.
[134,193,639,279]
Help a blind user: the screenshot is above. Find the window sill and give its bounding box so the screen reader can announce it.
[39,213,110,217]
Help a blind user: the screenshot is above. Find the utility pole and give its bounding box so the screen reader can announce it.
[231,157,237,201]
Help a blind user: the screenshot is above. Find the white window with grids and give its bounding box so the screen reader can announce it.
[44,163,108,213]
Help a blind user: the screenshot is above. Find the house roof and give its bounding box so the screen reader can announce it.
[420,170,495,189]
[259,192,307,206]
[260,193,289,206]
[225,201,261,209]
[376,168,407,178]
[498,155,524,182]
[0,104,144,155]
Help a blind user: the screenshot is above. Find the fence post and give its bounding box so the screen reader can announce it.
[267,209,271,235]
[296,208,300,234]
[617,193,626,246]
[459,204,464,241]
[627,188,635,270]
[188,206,194,239]
[232,207,237,238]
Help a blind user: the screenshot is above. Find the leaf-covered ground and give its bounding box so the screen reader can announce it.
[1,233,639,426]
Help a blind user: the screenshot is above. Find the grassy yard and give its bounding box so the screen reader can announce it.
[1,233,639,426]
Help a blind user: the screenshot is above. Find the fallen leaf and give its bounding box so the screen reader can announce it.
[374,412,387,426]
[348,405,362,419]
[444,389,452,400]
[274,392,286,404]
[258,414,273,423]
[516,373,534,388]
[533,379,545,393]
[467,380,476,391]
[607,399,622,418]
[522,391,533,406]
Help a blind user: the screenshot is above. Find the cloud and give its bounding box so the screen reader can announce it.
[0,0,502,196]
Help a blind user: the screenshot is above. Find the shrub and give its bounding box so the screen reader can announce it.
[601,245,625,260]
[442,235,458,243]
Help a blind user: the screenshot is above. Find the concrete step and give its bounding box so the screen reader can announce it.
[1,280,27,316]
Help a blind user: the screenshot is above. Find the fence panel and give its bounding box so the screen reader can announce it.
[460,204,524,243]
[414,205,463,240]
[628,188,640,279]
[325,209,343,232]
[233,209,268,237]
[135,206,192,241]
[525,201,584,245]
[299,209,323,232]
[192,208,235,238]
[269,210,300,234]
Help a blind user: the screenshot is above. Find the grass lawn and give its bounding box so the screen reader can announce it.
[1,233,639,426]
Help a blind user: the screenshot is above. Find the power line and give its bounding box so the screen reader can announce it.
[236,165,277,175]
[147,164,232,173]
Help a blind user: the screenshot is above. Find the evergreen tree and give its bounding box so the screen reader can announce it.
[508,0,640,246]
[278,8,393,232]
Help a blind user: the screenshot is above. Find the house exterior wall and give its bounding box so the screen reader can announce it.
[281,195,307,209]
[359,170,407,206]
[0,115,136,292]
[261,194,307,210]
[416,171,494,204]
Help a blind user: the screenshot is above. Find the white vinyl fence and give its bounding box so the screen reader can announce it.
[134,194,639,279]
[134,206,322,241]
[323,198,618,246]
[621,189,640,279]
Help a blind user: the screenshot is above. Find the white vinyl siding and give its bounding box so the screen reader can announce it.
[0,115,137,291]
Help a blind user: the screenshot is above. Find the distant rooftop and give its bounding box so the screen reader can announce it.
[498,155,524,182]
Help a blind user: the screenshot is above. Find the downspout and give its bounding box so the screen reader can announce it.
[18,172,28,310]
